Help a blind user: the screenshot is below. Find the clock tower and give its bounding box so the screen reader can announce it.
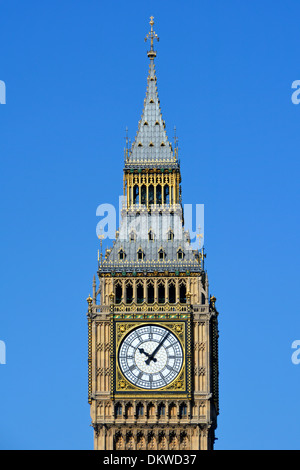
[86,17,219,451]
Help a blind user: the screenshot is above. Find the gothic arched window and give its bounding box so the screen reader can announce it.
[115,403,122,417]
[115,283,122,304]
[168,282,176,304]
[158,282,165,304]
[164,185,169,204]
[148,185,154,205]
[158,248,165,260]
[137,403,144,417]
[179,283,186,304]
[126,283,133,304]
[156,185,162,204]
[167,229,174,241]
[148,230,154,241]
[133,185,139,204]
[141,185,146,205]
[129,230,136,242]
[158,403,166,417]
[180,403,187,418]
[136,283,144,304]
[147,282,154,304]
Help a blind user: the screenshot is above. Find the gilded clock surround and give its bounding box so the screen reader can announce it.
[86,17,219,451]
[113,320,191,397]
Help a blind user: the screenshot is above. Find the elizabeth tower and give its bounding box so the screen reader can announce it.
[86,18,219,451]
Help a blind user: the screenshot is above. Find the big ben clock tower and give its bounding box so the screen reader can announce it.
[86,17,219,451]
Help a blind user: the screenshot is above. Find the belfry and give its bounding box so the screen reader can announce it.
[86,17,219,451]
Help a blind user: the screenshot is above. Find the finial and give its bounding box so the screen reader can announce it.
[145,16,159,59]
[124,126,129,162]
[98,228,105,267]
[210,295,216,310]
[174,126,179,160]
[86,294,93,311]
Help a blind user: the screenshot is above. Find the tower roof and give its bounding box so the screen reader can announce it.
[97,17,203,275]
[125,18,178,169]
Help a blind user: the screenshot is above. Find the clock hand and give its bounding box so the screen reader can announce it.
[145,332,170,365]
[138,347,157,362]
[138,347,150,358]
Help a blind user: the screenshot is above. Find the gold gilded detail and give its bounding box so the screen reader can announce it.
[113,320,190,396]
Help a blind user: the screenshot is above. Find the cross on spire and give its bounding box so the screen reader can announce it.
[145,16,159,59]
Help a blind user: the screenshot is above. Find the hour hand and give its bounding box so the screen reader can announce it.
[138,347,151,358]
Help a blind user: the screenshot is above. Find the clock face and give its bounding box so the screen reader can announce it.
[118,324,183,390]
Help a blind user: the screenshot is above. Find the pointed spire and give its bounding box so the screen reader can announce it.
[126,17,177,167]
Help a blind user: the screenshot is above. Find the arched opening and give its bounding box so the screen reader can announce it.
[148,230,154,241]
[158,283,165,304]
[147,403,155,418]
[158,403,166,417]
[115,403,122,417]
[169,283,176,304]
[179,403,187,418]
[137,249,144,261]
[137,403,144,417]
[115,283,122,304]
[126,284,133,304]
[167,230,174,241]
[141,185,146,205]
[169,403,177,418]
[156,185,162,204]
[148,185,154,205]
[133,185,139,204]
[164,185,169,204]
[126,403,134,419]
[129,230,136,242]
[201,293,206,304]
[179,283,186,303]
[147,283,154,304]
[137,283,144,304]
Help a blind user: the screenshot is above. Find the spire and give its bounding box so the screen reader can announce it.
[125,17,177,168]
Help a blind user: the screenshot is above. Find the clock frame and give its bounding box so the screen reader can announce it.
[112,318,192,399]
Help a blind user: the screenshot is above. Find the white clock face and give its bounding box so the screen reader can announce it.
[118,324,183,390]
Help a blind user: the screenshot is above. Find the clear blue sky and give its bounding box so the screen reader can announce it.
[0,0,300,450]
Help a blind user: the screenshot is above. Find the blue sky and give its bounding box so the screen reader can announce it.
[0,0,300,450]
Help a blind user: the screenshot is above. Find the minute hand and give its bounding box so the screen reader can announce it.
[145,332,170,365]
